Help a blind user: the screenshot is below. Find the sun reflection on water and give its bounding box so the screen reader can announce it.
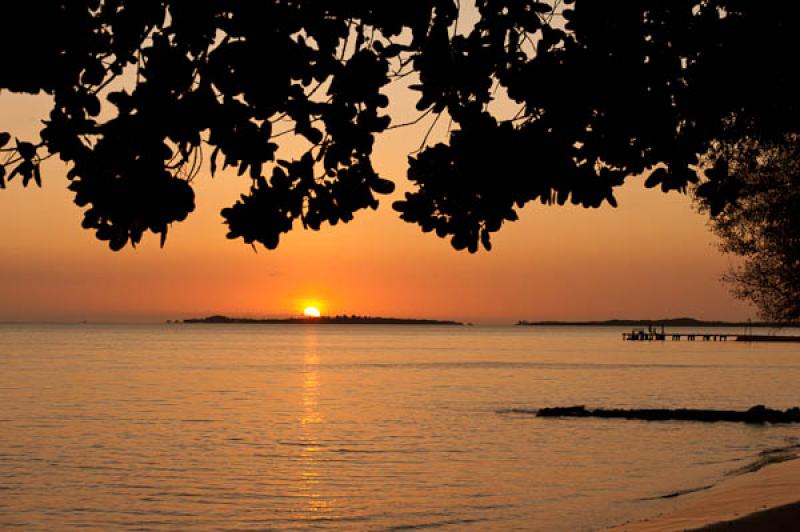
[299,328,330,516]
[302,330,322,426]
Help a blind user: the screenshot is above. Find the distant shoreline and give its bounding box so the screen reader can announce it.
[516,318,796,328]
[181,315,464,326]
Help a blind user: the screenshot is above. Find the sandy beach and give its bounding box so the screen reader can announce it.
[610,457,800,531]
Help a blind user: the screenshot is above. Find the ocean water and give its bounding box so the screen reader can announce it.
[1,323,799,531]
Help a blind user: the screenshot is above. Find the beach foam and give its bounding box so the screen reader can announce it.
[609,456,800,531]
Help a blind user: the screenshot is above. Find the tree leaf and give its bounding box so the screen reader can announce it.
[370,177,395,194]
[16,141,36,160]
[644,168,668,188]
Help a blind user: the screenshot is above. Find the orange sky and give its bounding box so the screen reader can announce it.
[0,85,753,324]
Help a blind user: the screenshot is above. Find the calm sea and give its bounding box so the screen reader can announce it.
[1,324,799,530]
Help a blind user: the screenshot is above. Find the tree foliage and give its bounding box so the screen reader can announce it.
[696,138,800,323]
[1,1,799,253]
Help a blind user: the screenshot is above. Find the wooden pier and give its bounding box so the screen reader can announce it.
[622,327,800,342]
[622,330,730,341]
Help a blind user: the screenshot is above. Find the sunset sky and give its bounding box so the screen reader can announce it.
[0,86,753,324]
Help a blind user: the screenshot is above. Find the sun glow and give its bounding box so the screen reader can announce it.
[303,306,321,318]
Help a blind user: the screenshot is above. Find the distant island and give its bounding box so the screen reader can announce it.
[183,315,464,325]
[516,317,797,328]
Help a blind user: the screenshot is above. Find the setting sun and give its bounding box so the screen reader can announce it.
[303,306,321,318]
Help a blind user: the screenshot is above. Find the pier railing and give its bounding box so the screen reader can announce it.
[622,330,800,342]
[622,331,730,341]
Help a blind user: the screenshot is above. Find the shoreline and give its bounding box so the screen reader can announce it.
[609,457,800,531]
[181,314,465,326]
[515,319,799,328]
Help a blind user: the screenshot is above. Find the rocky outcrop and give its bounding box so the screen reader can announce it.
[535,405,800,424]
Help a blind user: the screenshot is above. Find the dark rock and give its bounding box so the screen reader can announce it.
[536,405,800,424]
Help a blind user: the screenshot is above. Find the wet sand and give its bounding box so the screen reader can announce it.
[610,458,800,531]
[696,501,800,531]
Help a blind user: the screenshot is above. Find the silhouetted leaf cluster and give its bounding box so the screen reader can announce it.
[695,136,800,323]
[397,0,800,251]
[2,1,799,252]
[0,135,43,189]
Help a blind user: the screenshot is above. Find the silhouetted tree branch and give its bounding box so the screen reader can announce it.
[1,1,799,255]
[695,136,800,323]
